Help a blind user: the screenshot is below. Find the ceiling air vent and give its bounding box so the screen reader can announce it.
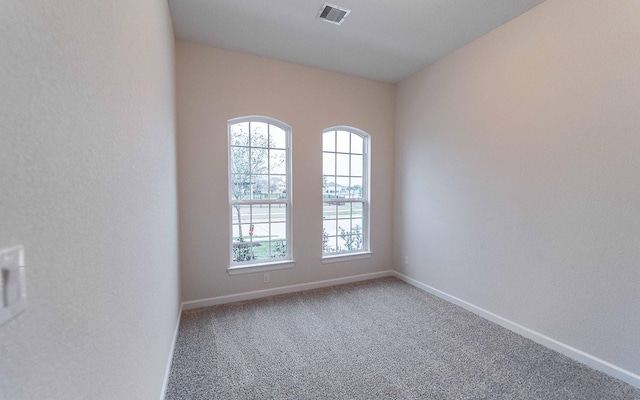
[318,3,350,26]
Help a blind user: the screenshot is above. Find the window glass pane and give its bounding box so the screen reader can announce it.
[270,239,287,259]
[351,202,364,219]
[232,231,253,263]
[351,133,364,154]
[230,123,249,146]
[251,122,269,148]
[230,147,249,174]
[252,241,269,261]
[336,154,350,176]
[336,130,350,153]
[323,219,337,236]
[336,202,350,219]
[241,226,281,260]
[351,235,364,251]
[269,175,286,199]
[251,222,269,240]
[234,221,252,241]
[270,126,287,149]
[350,177,363,198]
[270,204,286,223]
[232,224,240,239]
[337,218,351,232]
[253,250,269,261]
[269,149,286,174]
[270,222,286,248]
[323,153,335,175]
[251,204,269,224]
[351,154,363,177]
[323,202,337,219]
[323,131,335,152]
[230,174,251,200]
[323,235,338,254]
[337,235,348,252]
[336,177,349,198]
[339,232,362,252]
[251,148,268,174]
[250,175,267,200]
[351,218,364,234]
[232,205,251,225]
[323,178,336,199]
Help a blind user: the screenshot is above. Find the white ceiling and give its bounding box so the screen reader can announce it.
[168,0,545,83]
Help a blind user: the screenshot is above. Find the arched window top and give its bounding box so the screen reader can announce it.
[322,126,370,153]
[323,125,370,137]
[229,115,292,133]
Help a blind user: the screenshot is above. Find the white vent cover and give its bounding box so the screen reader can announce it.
[318,3,350,25]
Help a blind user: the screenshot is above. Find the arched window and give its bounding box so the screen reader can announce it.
[228,116,292,271]
[322,127,370,258]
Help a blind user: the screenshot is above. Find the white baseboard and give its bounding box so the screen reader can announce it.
[181,270,394,311]
[159,303,183,400]
[392,271,640,389]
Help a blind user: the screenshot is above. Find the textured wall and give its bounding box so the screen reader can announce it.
[176,41,395,301]
[0,1,179,399]
[395,0,640,377]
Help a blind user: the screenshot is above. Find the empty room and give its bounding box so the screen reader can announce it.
[1,0,639,399]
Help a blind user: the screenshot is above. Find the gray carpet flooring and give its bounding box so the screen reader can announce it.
[166,277,640,399]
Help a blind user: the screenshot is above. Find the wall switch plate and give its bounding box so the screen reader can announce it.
[264,273,270,283]
[0,246,27,327]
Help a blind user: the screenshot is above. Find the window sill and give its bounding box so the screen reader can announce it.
[227,260,295,275]
[321,251,372,264]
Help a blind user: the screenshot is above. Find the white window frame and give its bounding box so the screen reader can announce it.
[227,116,294,275]
[321,126,371,262]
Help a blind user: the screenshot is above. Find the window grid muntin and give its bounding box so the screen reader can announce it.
[322,127,369,256]
[229,117,291,266]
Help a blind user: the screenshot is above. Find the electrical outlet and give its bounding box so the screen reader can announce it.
[264,273,270,283]
[0,246,27,327]
[404,256,409,265]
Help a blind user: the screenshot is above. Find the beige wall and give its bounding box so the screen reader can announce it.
[0,1,179,399]
[395,0,640,378]
[176,41,395,301]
